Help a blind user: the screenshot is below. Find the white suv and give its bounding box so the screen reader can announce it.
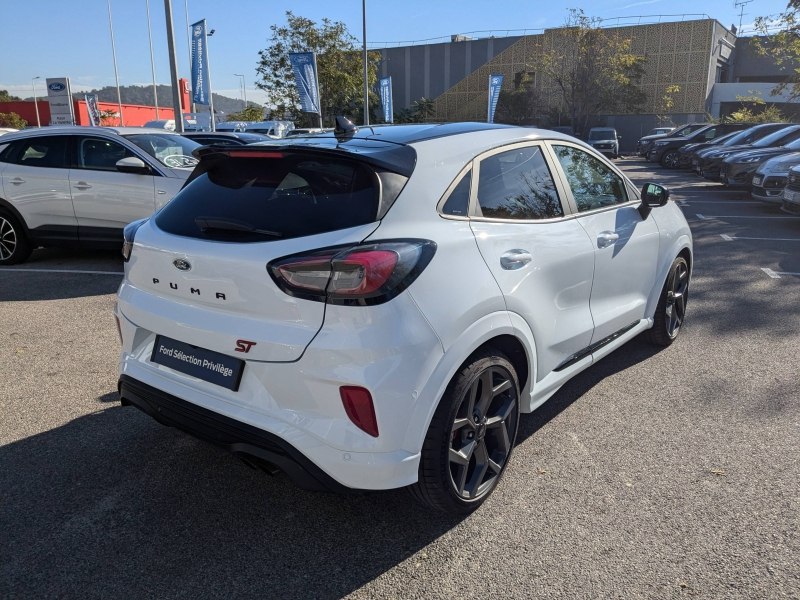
[115,121,692,512]
[0,126,200,264]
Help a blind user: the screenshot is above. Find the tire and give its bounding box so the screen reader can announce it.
[408,349,520,513]
[646,256,689,346]
[0,210,32,265]
[660,150,680,169]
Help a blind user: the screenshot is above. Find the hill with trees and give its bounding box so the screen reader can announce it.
[65,85,261,115]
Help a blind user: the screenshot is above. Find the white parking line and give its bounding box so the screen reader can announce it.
[0,268,124,275]
[761,268,800,279]
[721,234,800,242]
[697,214,800,219]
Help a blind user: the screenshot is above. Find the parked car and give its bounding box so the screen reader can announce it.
[696,123,795,180]
[751,152,800,204]
[678,131,740,169]
[0,126,200,264]
[719,125,800,186]
[638,123,706,157]
[181,131,271,146]
[115,121,691,513]
[586,127,620,158]
[283,128,328,138]
[648,122,752,168]
[781,166,800,214]
[143,119,202,132]
[216,120,295,137]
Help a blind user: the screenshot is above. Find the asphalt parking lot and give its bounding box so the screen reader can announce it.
[1,159,798,599]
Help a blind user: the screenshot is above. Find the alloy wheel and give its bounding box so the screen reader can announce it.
[666,261,689,337]
[449,366,518,500]
[664,151,680,168]
[0,216,17,260]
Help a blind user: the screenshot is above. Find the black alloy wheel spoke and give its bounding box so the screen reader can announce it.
[0,218,15,259]
[666,263,688,336]
[448,365,518,500]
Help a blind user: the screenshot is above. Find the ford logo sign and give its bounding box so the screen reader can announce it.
[48,82,65,91]
[173,258,192,271]
[294,55,310,64]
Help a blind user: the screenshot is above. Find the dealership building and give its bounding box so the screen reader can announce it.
[375,15,799,150]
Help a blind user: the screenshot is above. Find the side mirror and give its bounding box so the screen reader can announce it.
[638,182,669,219]
[116,157,151,175]
[617,135,622,140]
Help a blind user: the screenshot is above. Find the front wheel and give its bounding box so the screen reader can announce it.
[408,349,520,513]
[660,150,680,169]
[0,211,32,265]
[646,256,689,346]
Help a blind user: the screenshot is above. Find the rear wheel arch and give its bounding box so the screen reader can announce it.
[0,198,30,235]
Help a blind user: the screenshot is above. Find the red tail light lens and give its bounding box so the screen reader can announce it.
[267,239,436,306]
[340,386,379,437]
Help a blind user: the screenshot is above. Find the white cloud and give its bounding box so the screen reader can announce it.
[619,0,660,9]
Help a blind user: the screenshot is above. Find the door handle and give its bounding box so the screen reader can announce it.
[597,231,620,248]
[73,182,92,190]
[157,190,167,194]
[9,178,25,185]
[500,249,532,270]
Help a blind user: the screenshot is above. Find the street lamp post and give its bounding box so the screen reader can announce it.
[163,0,184,132]
[234,74,246,110]
[145,0,160,119]
[31,76,41,128]
[206,27,216,131]
[362,0,369,126]
[106,0,124,125]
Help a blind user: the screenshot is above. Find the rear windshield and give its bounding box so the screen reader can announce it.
[155,153,380,242]
[123,133,200,168]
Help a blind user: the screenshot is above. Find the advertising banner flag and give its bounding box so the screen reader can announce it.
[190,20,211,105]
[487,74,503,123]
[85,94,101,126]
[379,77,393,123]
[289,52,321,114]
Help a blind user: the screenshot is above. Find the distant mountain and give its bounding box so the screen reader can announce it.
[69,84,261,115]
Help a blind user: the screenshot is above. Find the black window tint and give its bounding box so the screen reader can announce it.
[155,154,381,242]
[0,141,16,162]
[703,127,719,140]
[15,136,69,168]
[441,170,471,216]
[552,145,627,213]
[77,137,136,171]
[477,146,563,220]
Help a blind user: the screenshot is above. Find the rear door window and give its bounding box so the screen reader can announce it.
[14,136,69,168]
[155,153,384,242]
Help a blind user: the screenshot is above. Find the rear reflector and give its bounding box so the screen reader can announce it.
[228,150,283,158]
[340,386,379,437]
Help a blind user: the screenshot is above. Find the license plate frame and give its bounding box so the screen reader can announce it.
[150,335,246,391]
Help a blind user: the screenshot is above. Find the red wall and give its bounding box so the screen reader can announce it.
[1,100,176,127]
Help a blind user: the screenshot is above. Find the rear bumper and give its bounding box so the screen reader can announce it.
[119,374,355,493]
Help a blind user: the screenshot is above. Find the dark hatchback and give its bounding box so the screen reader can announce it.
[648,122,752,168]
[637,123,706,157]
[719,125,800,186]
[678,131,740,169]
[696,123,796,180]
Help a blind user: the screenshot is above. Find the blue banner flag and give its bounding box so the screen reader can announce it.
[289,52,321,114]
[379,77,393,123]
[487,74,503,123]
[190,20,211,105]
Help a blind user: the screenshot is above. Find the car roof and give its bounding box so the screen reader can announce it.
[0,126,182,141]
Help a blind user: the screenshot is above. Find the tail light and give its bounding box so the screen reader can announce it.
[121,218,148,262]
[267,239,436,306]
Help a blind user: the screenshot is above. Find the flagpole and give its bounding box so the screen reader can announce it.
[362,0,369,126]
[106,0,124,125]
[145,0,159,119]
[205,23,216,131]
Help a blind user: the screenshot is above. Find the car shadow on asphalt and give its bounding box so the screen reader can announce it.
[1,339,665,599]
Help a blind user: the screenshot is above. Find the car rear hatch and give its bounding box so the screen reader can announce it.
[120,142,415,363]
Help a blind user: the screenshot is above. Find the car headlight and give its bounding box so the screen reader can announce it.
[734,156,763,164]
[768,162,798,174]
[641,140,651,146]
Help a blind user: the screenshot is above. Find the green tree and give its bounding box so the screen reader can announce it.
[529,9,646,133]
[495,74,540,125]
[655,84,681,126]
[227,105,265,122]
[393,97,435,123]
[753,1,800,98]
[0,90,23,102]
[255,12,381,127]
[0,112,27,129]
[727,92,788,123]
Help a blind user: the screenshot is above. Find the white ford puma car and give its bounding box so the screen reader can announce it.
[116,120,692,512]
[0,126,200,264]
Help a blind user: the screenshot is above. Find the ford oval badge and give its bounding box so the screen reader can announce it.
[173,258,192,271]
[48,82,65,91]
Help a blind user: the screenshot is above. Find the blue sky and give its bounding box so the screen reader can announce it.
[0,0,789,106]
